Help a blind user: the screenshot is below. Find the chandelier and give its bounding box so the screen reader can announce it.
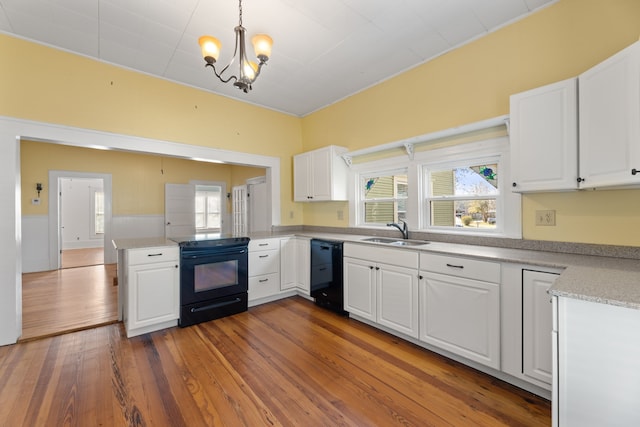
[198,0,273,93]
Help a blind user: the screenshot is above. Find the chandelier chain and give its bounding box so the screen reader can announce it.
[238,0,243,26]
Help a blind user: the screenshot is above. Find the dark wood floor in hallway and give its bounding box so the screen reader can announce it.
[0,297,550,426]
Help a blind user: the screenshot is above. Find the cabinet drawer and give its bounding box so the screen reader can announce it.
[249,238,281,252]
[420,253,500,283]
[128,246,179,265]
[249,273,280,301]
[249,249,279,276]
[344,243,419,269]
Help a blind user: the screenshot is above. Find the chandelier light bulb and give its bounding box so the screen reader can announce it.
[198,36,221,63]
[198,0,272,93]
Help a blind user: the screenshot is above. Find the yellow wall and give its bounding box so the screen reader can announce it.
[1,33,303,225]
[5,0,640,245]
[20,140,265,216]
[301,0,640,246]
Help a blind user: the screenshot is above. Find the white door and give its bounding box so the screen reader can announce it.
[248,180,269,233]
[165,183,195,238]
[344,257,376,321]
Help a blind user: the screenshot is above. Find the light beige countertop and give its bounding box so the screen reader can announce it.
[255,230,640,310]
[113,231,640,310]
[112,237,178,250]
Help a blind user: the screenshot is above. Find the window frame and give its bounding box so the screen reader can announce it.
[90,187,104,238]
[358,167,409,227]
[348,136,521,238]
[195,184,223,232]
[422,155,502,234]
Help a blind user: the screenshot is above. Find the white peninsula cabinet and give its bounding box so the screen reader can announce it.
[293,145,348,201]
[510,40,640,191]
[123,246,180,338]
[344,243,419,338]
[554,296,640,426]
[419,253,501,369]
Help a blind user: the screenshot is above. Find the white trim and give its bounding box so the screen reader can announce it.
[49,171,113,268]
[342,115,509,161]
[0,115,281,346]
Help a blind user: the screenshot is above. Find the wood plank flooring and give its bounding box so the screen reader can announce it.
[20,264,118,341]
[1,297,551,426]
[61,247,104,269]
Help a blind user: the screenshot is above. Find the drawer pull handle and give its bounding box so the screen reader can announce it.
[446,263,464,269]
[147,253,163,257]
[319,267,327,271]
[259,255,269,258]
[632,168,639,176]
[259,278,269,283]
[258,243,269,246]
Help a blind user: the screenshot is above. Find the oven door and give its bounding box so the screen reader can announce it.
[180,246,248,306]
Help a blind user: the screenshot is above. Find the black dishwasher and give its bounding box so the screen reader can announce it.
[310,239,347,316]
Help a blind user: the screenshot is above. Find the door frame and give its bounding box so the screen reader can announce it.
[0,115,281,346]
[49,171,114,269]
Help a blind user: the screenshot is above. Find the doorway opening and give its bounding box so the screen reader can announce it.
[20,170,118,342]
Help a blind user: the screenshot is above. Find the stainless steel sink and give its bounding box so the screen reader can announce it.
[361,237,400,244]
[361,237,428,246]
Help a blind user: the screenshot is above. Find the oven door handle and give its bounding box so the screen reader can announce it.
[182,248,247,259]
[190,297,242,313]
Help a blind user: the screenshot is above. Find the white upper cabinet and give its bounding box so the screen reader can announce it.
[293,145,348,202]
[579,41,640,188]
[510,40,640,192]
[510,78,578,192]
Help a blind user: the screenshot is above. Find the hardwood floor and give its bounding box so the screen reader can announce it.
[20,264,118,341]
[61,247,104,269]
[1,297,551,426]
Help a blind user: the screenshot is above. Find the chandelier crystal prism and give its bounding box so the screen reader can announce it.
[198,0,273,93]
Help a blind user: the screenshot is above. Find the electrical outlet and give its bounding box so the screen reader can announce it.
[535,210,556,226]
[337,210,344,221]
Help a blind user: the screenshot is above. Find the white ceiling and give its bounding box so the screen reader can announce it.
[0,0,556,117]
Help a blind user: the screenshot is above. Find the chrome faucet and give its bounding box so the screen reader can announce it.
[387,221,408,239]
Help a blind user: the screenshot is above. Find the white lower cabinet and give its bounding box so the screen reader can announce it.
[124,246,180,338]
[344,243,419,339]
[248,238,281,303]
[419,253,501,369]
[522,270,558,385]
[280,237,310,295]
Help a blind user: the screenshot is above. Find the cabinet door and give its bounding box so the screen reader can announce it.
[344,257,376,321]
[128,261,179,329]
[293,152,312,201]
[310,148,332,200]
[280,238,297,291]
[523,270,558,385]
[510,78,578,192]
[377,263,418,338]
[420,272,500,369]
[295,238,311,295]
[579,41,640,188]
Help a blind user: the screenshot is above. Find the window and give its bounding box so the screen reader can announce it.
[195,186,222,231]
[92,189,104,236]
[359,169,408,225]
[423,159,500,232]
